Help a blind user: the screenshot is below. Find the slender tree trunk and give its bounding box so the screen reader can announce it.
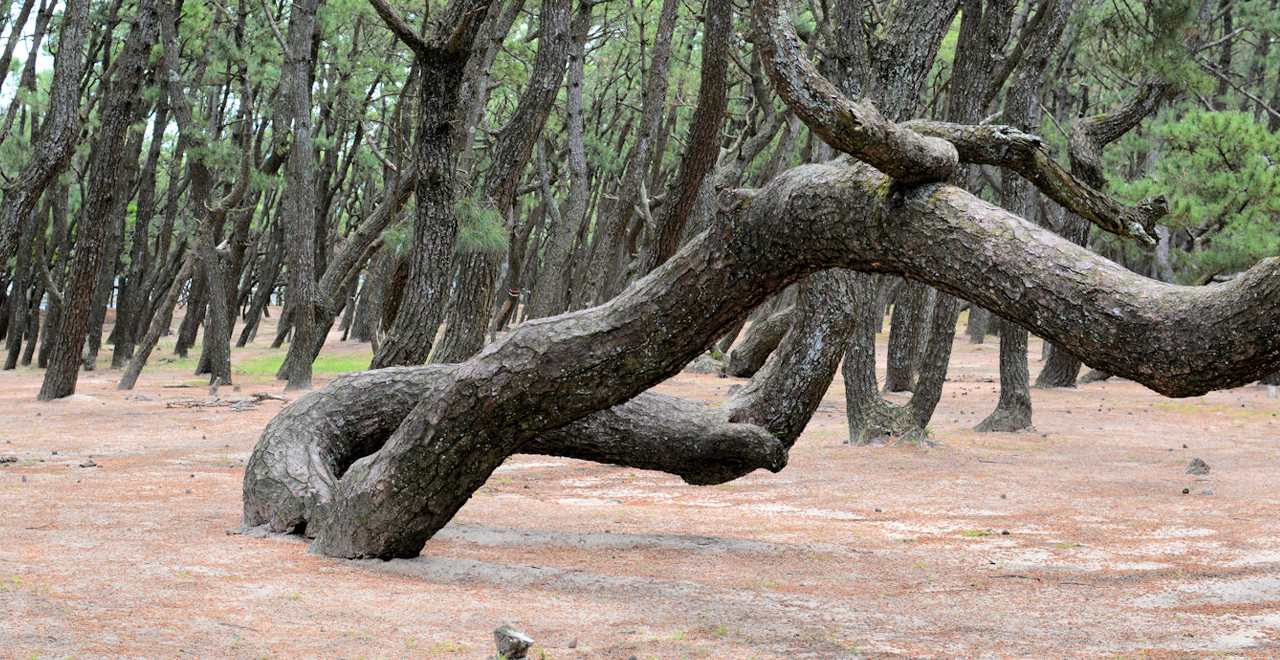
[279,0,322,391]
[966,306,990,344]
[431,0,573,361]
[0,0,89,268]
[573,0,678,308]
[637,0,731,274]
[524,0,593,320]
[39,0,159,401]
[976,0,1074,431]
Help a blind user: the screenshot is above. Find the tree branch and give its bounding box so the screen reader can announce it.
[751,0,958,183]
[366,0,430,59]
[301,157,1280,558]
[903,120,1167,244]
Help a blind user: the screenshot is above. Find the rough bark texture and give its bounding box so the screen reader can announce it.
[263,149,1280,559]
[966,305,990,344]
[723,306,794,378]
[0,0,89,268]
[38,0,159,401]
[279,0,322,391]
[522,0,592,320]
[637,0,731,274]
[883,281,931,392]
[975,317,1033,431]
[242,367,788,534]
[974,0,1072,432]
[431,0,573,362]
[1035,81,1170,387]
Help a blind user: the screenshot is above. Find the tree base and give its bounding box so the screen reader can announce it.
[974,405,1033,432]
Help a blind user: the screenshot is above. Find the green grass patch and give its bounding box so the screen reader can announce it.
[235,351,372,377]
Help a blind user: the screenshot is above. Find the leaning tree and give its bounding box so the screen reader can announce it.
[243,0,1280,559]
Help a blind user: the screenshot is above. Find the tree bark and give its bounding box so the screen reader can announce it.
[38,0,159,401]
[637,0,731,273]
[275,145,1280,559]
[366,0,497,369]
[574,0,678,308]
[723,306,794,378]
[431,0,574,362]
[279,0,322,391]
[523,0,592,320]
[0,0,89,269]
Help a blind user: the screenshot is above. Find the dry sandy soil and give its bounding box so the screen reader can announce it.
[2,313,1279,660]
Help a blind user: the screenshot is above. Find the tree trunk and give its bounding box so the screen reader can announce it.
[38,0,159,401]
[723,306,794,378]
[573,0,678,308]
[966,306,990,344]
[430,0,573,361]
[973,0,1073,431]
[0,0,89,268]
[637,0,731,274]
[367,0,497,368]
[279,0,322,391]
[523,2,592,320]
[249,152,1280,559]
[882,281,931,392]
[975,317,1032,431]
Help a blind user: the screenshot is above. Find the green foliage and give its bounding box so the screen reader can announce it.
[379,220,413,258]
[379,195,508,258]
[456,195,509,254]
[1080,0,1208,91]
[1115,108,1280,282]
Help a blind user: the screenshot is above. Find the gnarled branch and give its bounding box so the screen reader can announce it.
[751,0,958,183]
[298,159,1280,559]
[903,121,1167,244]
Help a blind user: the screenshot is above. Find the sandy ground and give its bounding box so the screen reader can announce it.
[2,313,1279,659]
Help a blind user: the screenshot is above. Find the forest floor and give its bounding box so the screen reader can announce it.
[2,310,1279,660]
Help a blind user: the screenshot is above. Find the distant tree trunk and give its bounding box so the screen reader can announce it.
[38,0,158,401]
[238,225,283,347]
[111,98,170,368]
[174,276,206,358]
[524,0,593,320]
[4,199,48,370]
[84,128,143,371]
[279,0,322,391]
[0,0,88,269]
[431,0,573,361]
[882,282,931,392]
[723,306,794,378]
[966,306,990,344]
[637,0,731,274]
[574,0,677,308]
[367,0,497,368]
[976,0,1073,432]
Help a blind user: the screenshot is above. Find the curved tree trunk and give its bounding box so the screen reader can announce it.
[254,151,1280,559]
[723,306,794,378]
